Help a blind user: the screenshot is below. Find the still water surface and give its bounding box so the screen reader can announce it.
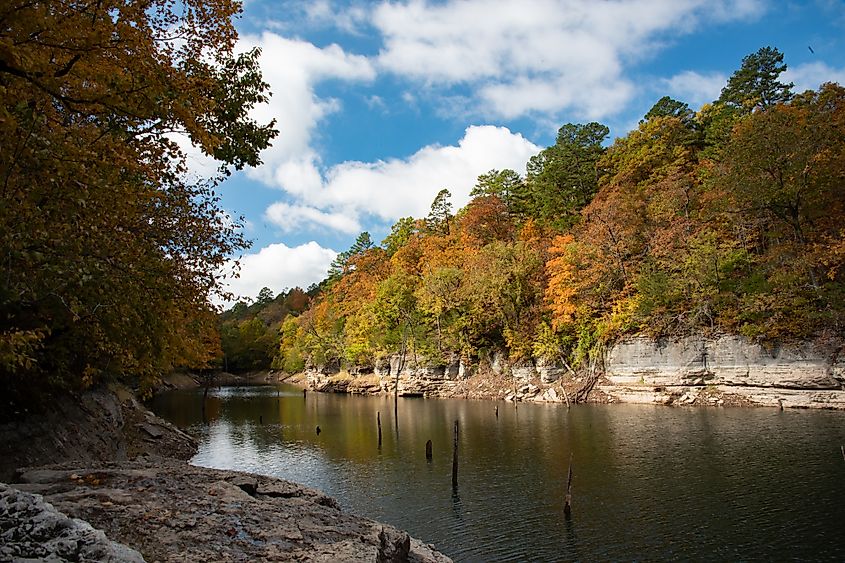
[151,385,845,561]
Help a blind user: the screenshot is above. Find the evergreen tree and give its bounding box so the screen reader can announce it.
[471,169,526,214]
[327,232,374,281]
[642,96,695,125]
[256,287,274,306]
[525,122,609,230]
[718,46,793,112]
[427,189,453,235]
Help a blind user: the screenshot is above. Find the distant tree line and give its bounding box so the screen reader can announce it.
[219,287,311,372]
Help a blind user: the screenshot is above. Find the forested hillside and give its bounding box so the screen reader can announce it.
[219,287,311,372]
[275,48,845,374]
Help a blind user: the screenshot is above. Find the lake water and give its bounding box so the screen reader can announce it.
[150,385,845,561]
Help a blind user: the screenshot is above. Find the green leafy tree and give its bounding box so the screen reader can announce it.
[701,47,794,160]
[328,232,374,281]
[525,122,609,229]
[471,169,526,215]
[382,217,418,256]
[256,287,274,307]
[221,318,278,372]
[642,96,695,125]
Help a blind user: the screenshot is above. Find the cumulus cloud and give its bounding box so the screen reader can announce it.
[219,241,337,304]
[236,32,376,191]
[265,202,362,234]
[256,125,539,236]
[304,125,540,225]
[372,0,764,119]
[785,61,845,93]
[662,70,728,108]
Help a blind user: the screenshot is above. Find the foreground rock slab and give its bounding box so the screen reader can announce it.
[0,483,144,562]
[10,459,451,562]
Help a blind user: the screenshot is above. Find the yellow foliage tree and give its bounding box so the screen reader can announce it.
[0,0,277,407]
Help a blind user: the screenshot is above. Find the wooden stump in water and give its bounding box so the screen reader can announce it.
[316,425,321,436]
[377,411,382,448]
[426,439,432,461]
[495,405,498,418]
[259,415,263,425]
[452,420,459,489]
[564,453,573,519]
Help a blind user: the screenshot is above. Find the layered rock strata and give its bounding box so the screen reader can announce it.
[303,335,845,409]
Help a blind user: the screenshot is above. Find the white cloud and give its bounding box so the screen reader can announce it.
[219,241,337,304]
[167,131,221,180]
[265,202,362,234]
[366,95,387,111]
[236,32,375,191]
[662,70,728,108]
[785,62,845,93]
[372,0,764,119]
[259,125,539,235]
[659,61,845,111]
[311,125,540,222]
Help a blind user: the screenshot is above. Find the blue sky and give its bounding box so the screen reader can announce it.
[197,0,845,303]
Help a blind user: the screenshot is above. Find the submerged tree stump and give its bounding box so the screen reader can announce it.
[377,412,382,448]
[452,420,459,489]
[564,453,573,518]
[425,439,432,461]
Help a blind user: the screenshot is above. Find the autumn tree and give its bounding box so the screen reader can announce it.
[713,82,845,338]
[0,0,277,407]
[219,287,311,372]
[274,73,845,380]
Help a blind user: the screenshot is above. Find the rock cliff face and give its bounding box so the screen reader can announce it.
[605,335,843,388]
[600,335,845,409]
[308,355,469,397]
[303,335,845,410]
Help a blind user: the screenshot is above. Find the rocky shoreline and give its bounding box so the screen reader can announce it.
[302,334,845,410]
[0,385,452,562]
[4,461,450,562]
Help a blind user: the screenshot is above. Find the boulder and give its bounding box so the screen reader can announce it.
[0,483,145,562]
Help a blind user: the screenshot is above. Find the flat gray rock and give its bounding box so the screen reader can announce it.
[11,460,452,562]
[0,482,145,562]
